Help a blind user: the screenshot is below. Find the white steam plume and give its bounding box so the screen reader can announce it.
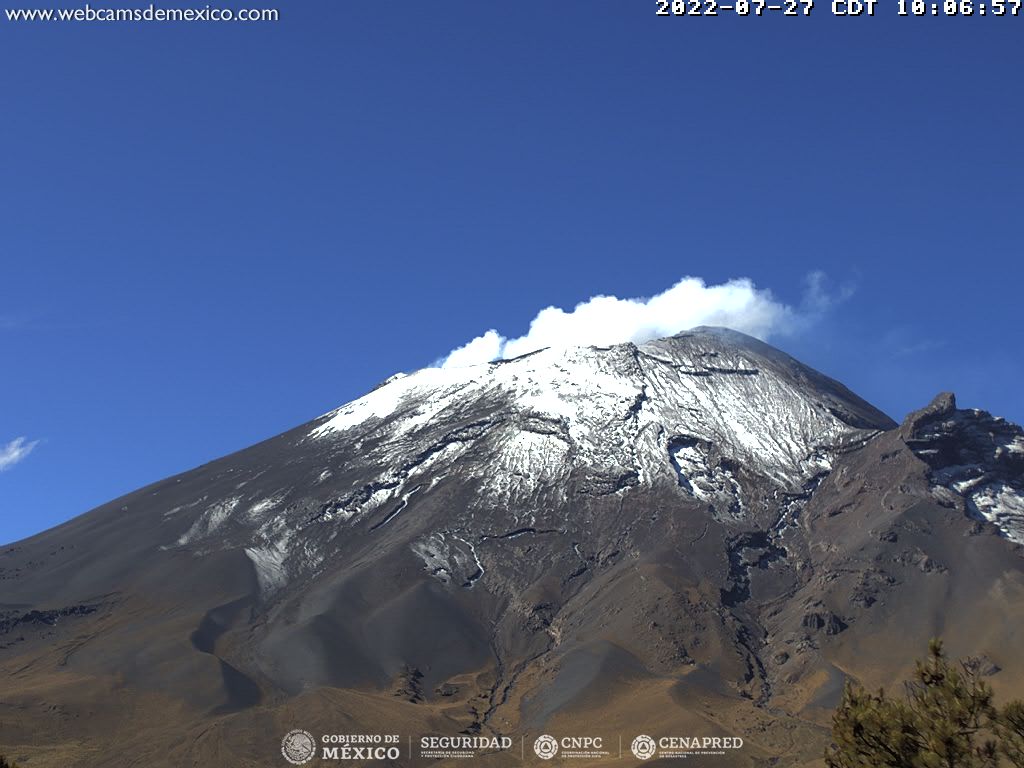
[439,274,836,369]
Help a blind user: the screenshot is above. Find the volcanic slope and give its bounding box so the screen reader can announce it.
[2,327,1022,767]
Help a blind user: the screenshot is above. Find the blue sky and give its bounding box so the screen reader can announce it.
[1,1,1021,544]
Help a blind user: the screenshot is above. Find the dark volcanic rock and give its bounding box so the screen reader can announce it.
[801,611,848,636]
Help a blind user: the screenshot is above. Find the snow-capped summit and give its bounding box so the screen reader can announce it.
[308,327,893,521]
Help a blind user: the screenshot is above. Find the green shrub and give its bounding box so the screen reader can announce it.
[826,640,1024,768]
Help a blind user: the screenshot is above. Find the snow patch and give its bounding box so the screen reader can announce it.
[968,484,1024,545]
[411,533,454,584]
[177,496,241,545]
[245,541,289,596]
[669,437,744,518]
[246,494,285,522]
[411,531,486,587]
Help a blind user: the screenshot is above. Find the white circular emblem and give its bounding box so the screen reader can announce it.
[631,734,657,760]
[281,729,316,765]
[534,734,559,760]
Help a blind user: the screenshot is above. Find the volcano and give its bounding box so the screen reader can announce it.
[2,327,1022,767]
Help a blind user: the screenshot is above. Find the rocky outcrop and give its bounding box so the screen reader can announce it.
[903,392,1024,543]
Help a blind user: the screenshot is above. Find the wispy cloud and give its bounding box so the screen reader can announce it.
[0,437,40,472]
[880,326,946,358]
[800,270,855,317]
[439,274,843,368]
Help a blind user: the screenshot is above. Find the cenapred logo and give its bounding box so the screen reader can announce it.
[281,729,317,765]
[630,734,744,760]
[631,734,657,760]
[534,734,559,760]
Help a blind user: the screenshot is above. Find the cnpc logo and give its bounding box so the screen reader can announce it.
[533,734,605,759]
[533,735,559,759]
